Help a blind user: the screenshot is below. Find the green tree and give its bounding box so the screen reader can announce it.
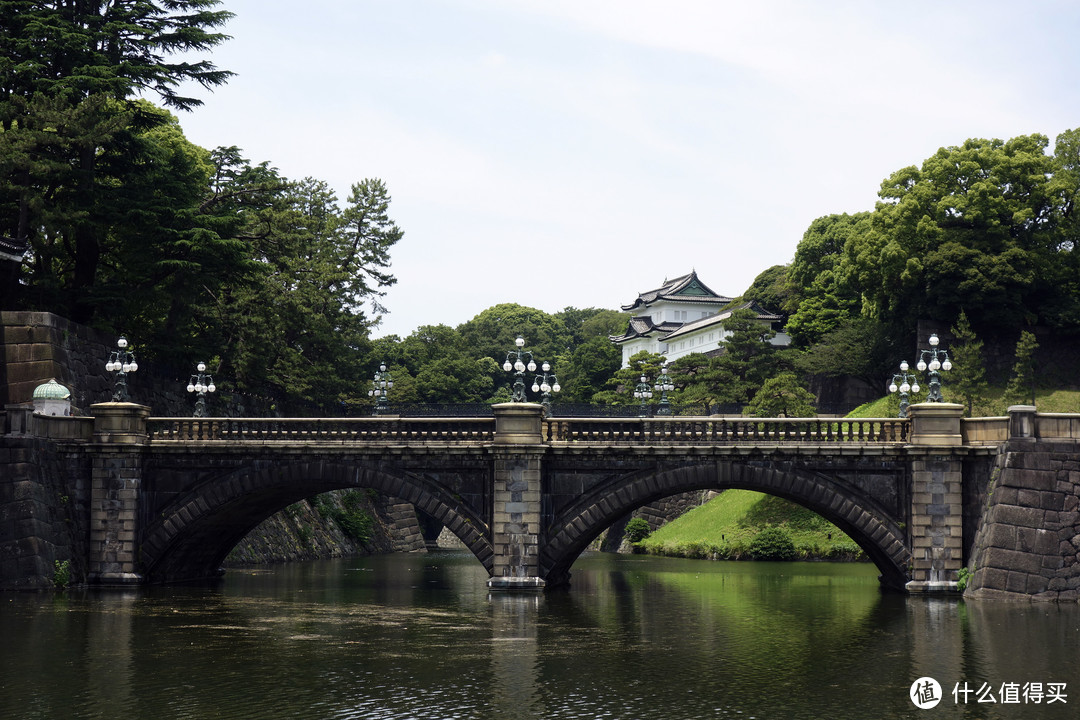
[738,264,792,318]
[745,373,817,418]
[202,168,400,408]
[709,307,780,404]
[458,304,568,368]
[854,135,1059,338]
[948,311,989,416]
[556,336,622,403]
[593,351,665,406]
[785,213,868,346]
[795,316,900,391]
[1003,330,1039,408]
[1,1,234,322]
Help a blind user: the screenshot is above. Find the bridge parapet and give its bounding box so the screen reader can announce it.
[543,416,909,444]
[147,416,496,443]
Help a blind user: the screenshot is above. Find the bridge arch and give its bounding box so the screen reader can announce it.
[541,460,911,590]
[140,459,493,583]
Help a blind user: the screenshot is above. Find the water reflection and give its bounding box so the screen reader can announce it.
[489,592,543,718]
[0,552,1077,720]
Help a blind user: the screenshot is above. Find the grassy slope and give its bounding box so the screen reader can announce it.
[636,489,864,561]
[848,387,1080,418]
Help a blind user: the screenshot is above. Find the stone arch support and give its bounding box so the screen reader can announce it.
[139,459,493,583]
[540,460,911,590]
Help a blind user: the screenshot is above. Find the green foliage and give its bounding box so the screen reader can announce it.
[858,135,1064,337]
[706,307,781,404]
[2,1,234,324]
[956,566,973,593]
[949,311,990,416]
[1003,330,1039,407]
[593,350,666,405]
[738,264,792,318]
[785,213,869,346]
[336,490,375,543]
[745,372,816,417]
[52,559,71,590]
[311,490,375,544]
[748,527,798,561]
[624,517,652,543]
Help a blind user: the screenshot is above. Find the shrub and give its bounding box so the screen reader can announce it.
[53,560,71,590]
[624,517,652,543]
[338,508,374,543]
[748,527,797,560]
[957,566,973,593]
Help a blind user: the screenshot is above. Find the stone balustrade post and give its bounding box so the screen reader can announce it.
[489,403,546,589]
[906,402,965,593]
[87,403,150,584]
[1007,405,1037,440]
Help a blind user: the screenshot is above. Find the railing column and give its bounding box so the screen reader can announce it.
[88,402,150,585]
[489,403,546,589]
[1007,404,1037,439]
[906,402,965,593]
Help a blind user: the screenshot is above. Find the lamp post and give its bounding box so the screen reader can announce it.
[634,374,653,417]
[531,361,561,413]
[654,361,675,416]
[186,362,216,418]
[888,361,920,418]
[105,336,138,402]
[368,362,393,415]
[916,334,953,402]
[503,336,537,402]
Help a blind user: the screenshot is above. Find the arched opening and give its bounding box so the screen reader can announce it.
[139,460,494,584]
[541,461,909,590]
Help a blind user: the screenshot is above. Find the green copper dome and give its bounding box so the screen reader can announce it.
[32,379,71,400]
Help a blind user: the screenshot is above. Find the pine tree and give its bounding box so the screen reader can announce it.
[1003,330,1039,408]
[948,311,988,416]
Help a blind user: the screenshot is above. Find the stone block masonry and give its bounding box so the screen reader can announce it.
[966,409,1080,601]
[490,448,544,582]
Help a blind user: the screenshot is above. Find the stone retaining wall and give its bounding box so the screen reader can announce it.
[966,437,1080,600]
[1,310,272,417]
[0,436,91,589]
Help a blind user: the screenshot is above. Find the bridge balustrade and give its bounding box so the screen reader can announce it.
[543,417,909,443]
[147,417,496,443]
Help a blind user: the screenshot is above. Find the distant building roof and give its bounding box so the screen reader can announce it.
[0,236,29,263]
[620,270,732,312]
[609,316,684,344]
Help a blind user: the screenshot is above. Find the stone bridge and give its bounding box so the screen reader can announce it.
[5,401,1080,596]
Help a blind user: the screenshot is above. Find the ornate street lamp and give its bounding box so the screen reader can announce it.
[888,361,920,419]
[916,334,953,402]
[368,362,393,415]
[503,336,537,402]
[531,361,561,413]
[654,361,675,416]
[634,374,653,417]
[104,336,138,402]
[186,362,216,418]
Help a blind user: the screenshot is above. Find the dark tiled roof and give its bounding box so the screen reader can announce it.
[0,236,29,256]
[609,316,683,344]
[621,270,732,312]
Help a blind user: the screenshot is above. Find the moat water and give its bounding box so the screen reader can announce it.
[2,551,1078,719]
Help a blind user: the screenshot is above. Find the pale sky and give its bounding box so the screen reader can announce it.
[176,0,1080,339]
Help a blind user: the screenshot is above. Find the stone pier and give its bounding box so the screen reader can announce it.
[87,402,149,585]
[488,403,545,589]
